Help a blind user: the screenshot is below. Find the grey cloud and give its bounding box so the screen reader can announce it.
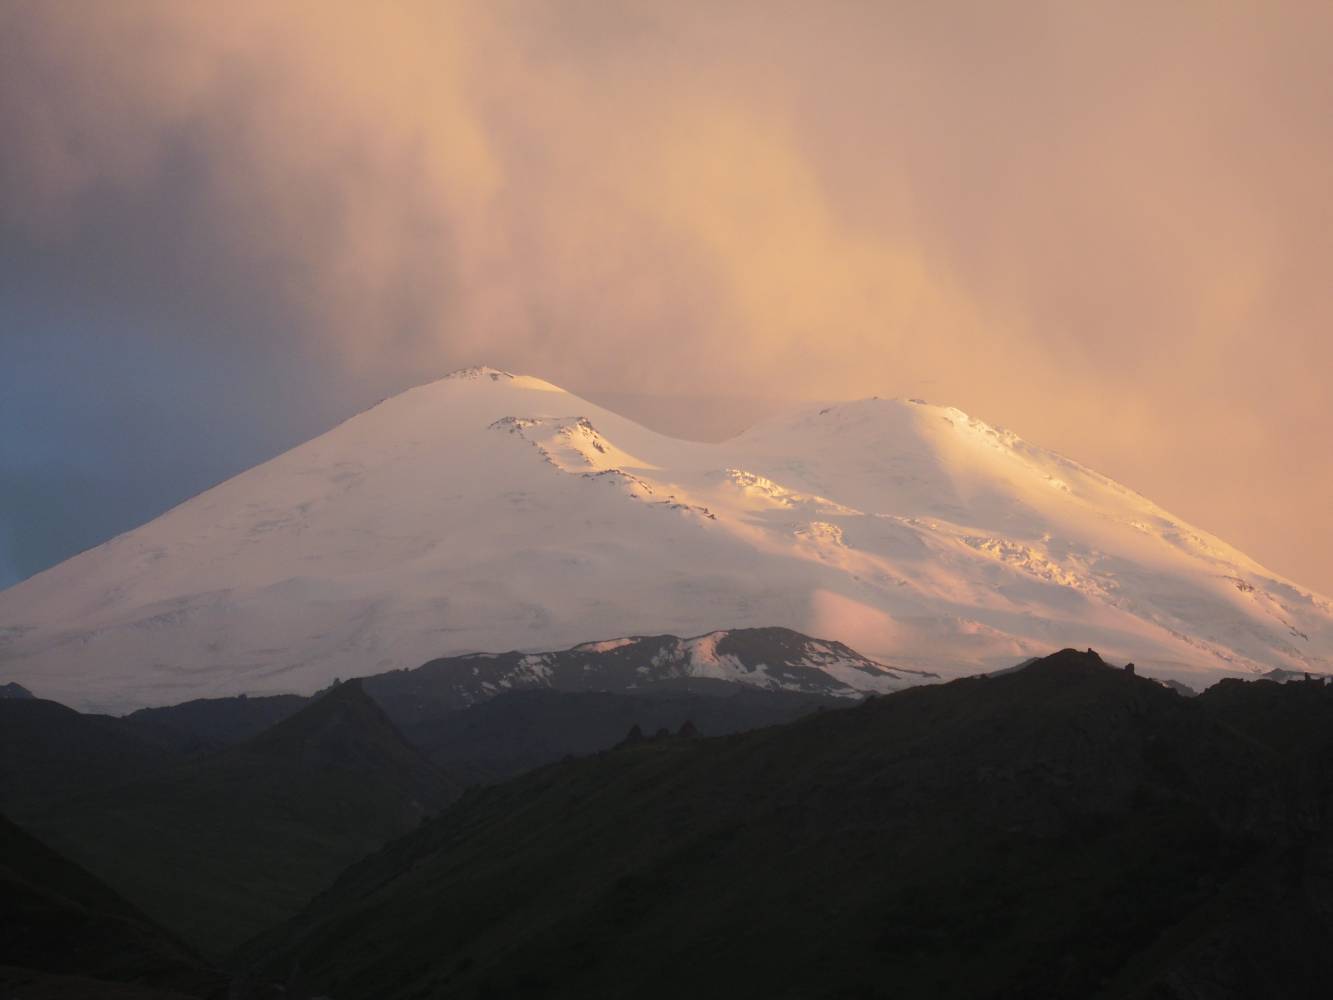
[1,0,1330,592]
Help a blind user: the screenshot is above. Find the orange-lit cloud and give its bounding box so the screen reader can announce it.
[1,0,1330,592]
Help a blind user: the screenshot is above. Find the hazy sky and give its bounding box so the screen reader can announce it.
[2,1,1330,594]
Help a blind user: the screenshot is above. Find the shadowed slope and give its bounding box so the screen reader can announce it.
[247,649,1333,999]
[25,681,459,956]
[126,693,309,754]
[404,686,837,782]
[112,638,847,785]
[0,697,178,819]
[0,814,220,998]
[364,626,917,728]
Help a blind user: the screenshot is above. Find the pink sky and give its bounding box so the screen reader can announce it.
[3,1,1330,594]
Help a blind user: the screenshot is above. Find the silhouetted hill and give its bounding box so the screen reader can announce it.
[125,693,308,754]
[0,697,179,819]
[25,681,459,957]
[0,681,34,699]
[244,679,451,797]
[1196,673,1333,757]
[114,676,832,788]
[103,629,896,762]
[362,626,918,727]
[0,813,220,998]
[246,649,1333,999]
[405,687,837,782]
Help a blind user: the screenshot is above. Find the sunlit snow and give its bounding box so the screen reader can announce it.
[1,366,1329,711]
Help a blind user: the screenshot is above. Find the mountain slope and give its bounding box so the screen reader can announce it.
[22,680,458,956]
[362,626,927,728]
[113,628,866,770]
[2,366,1330,710]
[402,686,837,782]
[0,697,179,819]
[125,693,309,754]
[245,650,1333,999]
[0,814,219,998]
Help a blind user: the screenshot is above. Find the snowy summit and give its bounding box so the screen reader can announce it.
[1,368,1330,711]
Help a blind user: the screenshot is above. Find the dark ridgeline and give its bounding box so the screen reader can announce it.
[126,693,310,754]
[0,695,182,821]
[409,687,830,782]
[244,650,1333,1000]
[360,626,932,729]
[0,632,849,962]
[110,680,835,784]
[6,647,1333,997]
[104,627,860,780]
[0,813,222,998]
[12,680,459,957]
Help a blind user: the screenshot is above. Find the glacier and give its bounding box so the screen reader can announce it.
[1,366,1330,712]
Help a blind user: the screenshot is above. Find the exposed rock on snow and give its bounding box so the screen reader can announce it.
[1,368,1331,711]
[366,627,925,719]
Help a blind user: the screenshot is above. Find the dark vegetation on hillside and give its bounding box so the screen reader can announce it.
[5,650,1333,998]
[250,652,1333,1000]
[0,681,34,699]
[0,813,222,999]
[0,697,181,818]
[16,680,456,956]
[0,673,832,959]
[126,693,310,754]
[87,627,859,784]
[113,683,835,783]
[404,687,830,782]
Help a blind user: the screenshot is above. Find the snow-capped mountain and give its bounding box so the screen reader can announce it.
[361,627,932,725]
[2,366,1330,711]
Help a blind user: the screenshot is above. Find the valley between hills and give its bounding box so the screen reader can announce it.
[5,640,1333,999]
[5,372,1333,998]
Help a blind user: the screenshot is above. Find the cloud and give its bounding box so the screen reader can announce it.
[1,0,1330,591]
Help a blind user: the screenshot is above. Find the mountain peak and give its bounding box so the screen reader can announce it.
[425,365,564,394]
[2,367,1330,711]
[741,394,1013,450]
[441,365,515,381]
[373,627,921,728]
[245,678,428,773]
[0,682,34,700]
[1015,647,1120,682]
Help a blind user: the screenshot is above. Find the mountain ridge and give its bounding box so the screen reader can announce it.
[116,627,876,757]
[0,813,220,996]
[242,647,1333,999]
[22,679,458,955]
[2,367,1330,711]
[363,626,929,729]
